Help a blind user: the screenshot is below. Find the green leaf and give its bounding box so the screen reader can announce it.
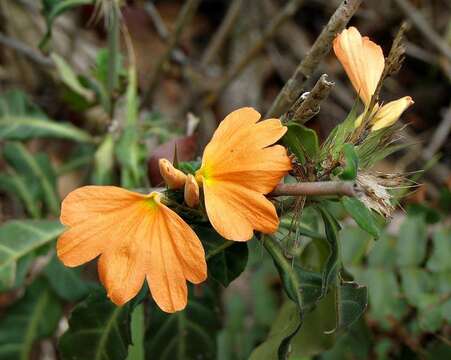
[3,142,60,215]
[339,226,372,267]
[283,123,319,164]
[400,268,433,307]
[0,279,62,360]
[146,285,219,360]
[93,134,115,185]
[0,173,41,218]
[341,196,380,238]
[0,220,64,290]
[0,116,93,142]
[396,214,427,267]
[40,0,94,50]
[116,127,143,188]
[43,255,93,301]
[337,282,368,331]
[200,227,248,287]
[51,53,95,101]
[339,143,359,180]
[127,304,145,360]
[59,290,132,360]
[427,227,451,272]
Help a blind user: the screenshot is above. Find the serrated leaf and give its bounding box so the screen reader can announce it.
[199,227,248,287]
[283,123,319,164]
[0,220,64,290]
[59,290,132,360]
[3,142,60,215]
[146,285,219,360]
[339,143,359,180]
[51,53,94,101]
[0,116,93,142]
[342,196,380,238]
[0,279,62,360]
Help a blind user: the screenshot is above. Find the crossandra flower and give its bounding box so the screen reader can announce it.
[57,186,206,312]
[333,27,413,131]
[195,107,292,241]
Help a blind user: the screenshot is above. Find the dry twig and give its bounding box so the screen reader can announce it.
[270,181,358,197]
[266,0,362,117]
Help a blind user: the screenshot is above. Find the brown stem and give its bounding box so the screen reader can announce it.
[269,181,357,197]
[266,0,362,118]
[281,73,334,124]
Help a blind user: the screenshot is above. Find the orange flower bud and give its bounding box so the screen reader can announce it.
[371,96,414,131]
[184,174,200,208]
[158,158,187,189]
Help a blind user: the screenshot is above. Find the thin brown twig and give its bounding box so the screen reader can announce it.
[266,0,362,118]
[281,74,335,124]
[200,0,244,66]
[0,32,54,68]
[202,0,304,107]
[269,181,358,197]
[423,104,451,160]
[393,0,451,61]
[142,0,201,105]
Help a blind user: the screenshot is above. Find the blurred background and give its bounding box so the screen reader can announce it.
[0,0,450,359]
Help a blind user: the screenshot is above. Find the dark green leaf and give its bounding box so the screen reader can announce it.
[283,123,319,164]
[200,227,248,287]
[0,173,41,218]
[339,143,359,180]
[427,228,451,272]
[0,220,64,290]
[339,226,372,267]
[0,279,62,360]
[146,284,219,360]
[59,290,132,360]
[407,203,441,224]
[342,196,380,238]
[337,282,368,331]
[43,255,93,301]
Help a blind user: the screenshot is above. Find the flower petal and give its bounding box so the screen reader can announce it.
[333,27,384,106]
[371,96,414,131]
[203,181,279,241]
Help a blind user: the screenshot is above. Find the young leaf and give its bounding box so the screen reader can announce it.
[146,284,220,360]
[59,290,132,360]
[283,123,319,164]
[339,143,359,180]
[341,196,380,238]
[51,53,95,101]
[199,227,248,287]
[0,220,64,290]
[0,279,62,359]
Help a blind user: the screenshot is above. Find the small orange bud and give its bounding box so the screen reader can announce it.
[159,159,187,189]
[184,174,200,208]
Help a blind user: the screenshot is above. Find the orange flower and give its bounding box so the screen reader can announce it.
[195,107,292,241]
[334,27,413,131]
[57,186,206,312]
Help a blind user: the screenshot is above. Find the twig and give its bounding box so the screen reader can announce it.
[203,0,304,107]
[201,0,244,66]
[393,0,451,61]
[423,105,451,160]
[142,0,201,105]
[281,74,334,124]
[266,0,362,118]
[0,32,54,68]
[144,1,170,40]
[270,181,357,197]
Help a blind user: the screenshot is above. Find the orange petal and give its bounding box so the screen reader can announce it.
[197,107,291,241]
[57,186,206,311]
[371,96,414,131]
[333,27,384,106]
[147,202,207,312]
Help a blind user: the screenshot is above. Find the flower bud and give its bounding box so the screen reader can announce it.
[159,158,187,189]
[371,96,414,131]
[184,174,200,208]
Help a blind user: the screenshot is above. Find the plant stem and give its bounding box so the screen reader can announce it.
[205,241,235,261]
[270,181,358,197]
[107,4,120,118]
